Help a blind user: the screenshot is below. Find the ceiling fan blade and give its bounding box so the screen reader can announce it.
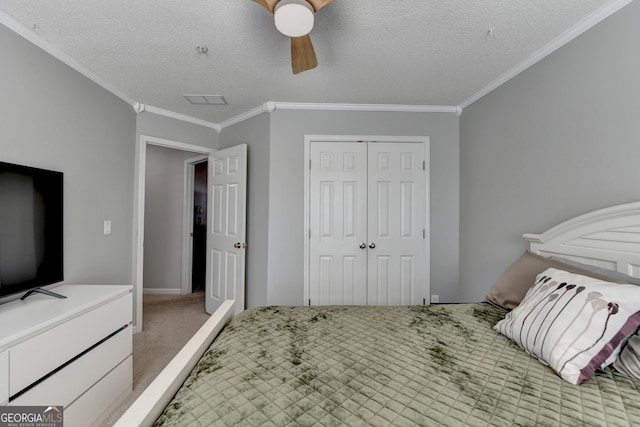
[306,0,336,12]
[291,35,318,74]
[252,0,279,13]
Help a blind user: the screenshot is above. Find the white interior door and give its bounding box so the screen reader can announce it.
[205,144,247,315]
[309,142,368,304]
[308,141,427,306]
[367,143,426,305]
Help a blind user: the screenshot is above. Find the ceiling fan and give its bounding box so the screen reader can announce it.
[253,0,336,74]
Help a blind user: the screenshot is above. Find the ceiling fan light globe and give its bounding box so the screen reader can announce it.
[274,0,315,37]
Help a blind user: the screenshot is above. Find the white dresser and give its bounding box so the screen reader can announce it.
[0,284,132,426]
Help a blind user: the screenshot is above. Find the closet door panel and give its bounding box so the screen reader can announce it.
[310,142,368,305]
[367,143,426,305]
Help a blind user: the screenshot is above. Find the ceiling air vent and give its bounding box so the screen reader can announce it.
[183,95,228,105]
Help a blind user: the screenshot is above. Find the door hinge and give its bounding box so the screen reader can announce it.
[422,160,426,171]
[309,159,312,169]
[309,229,311,238]
[423,229,426,239]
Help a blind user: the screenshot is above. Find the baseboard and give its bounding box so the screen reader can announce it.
[143,288,181,295]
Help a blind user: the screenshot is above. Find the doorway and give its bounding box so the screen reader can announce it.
[181,155,209,295]
[191,161,207,292]
[133,135,215,333]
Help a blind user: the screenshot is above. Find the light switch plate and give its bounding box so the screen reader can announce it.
[104,220,112,235]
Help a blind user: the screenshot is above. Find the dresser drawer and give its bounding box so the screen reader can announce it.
[9,293,132,396]
[0,350,7,405]
[65,355,132,427]
[10,326,131,406]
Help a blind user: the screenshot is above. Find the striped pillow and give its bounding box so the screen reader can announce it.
[614,333,640,379]
[494,268,640,384]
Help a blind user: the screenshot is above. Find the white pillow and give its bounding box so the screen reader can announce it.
[494,268,640,384]
[613,332,640,379]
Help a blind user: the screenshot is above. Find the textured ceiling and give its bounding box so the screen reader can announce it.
[0,0,615,124]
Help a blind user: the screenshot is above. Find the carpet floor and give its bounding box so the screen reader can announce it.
[101,290,210,426]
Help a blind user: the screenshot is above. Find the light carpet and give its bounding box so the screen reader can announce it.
[101,290,210,426]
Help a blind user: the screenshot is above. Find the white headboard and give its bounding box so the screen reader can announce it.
[524,202,640,279]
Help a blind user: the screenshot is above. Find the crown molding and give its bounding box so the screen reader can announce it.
[217,104,274,131]
[0,10,137,107]
[272,102,459,114]
[141,105,221,132]
[217,102,460,130]
[459,0,635,110]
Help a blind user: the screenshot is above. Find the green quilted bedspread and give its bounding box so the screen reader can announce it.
[155,304,640,426]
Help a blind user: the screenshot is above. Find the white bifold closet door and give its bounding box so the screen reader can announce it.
[309,141,426,306]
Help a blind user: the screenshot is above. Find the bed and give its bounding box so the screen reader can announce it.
[115,202,640,426]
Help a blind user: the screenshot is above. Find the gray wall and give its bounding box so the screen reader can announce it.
[268,109,460,305]
[143,145,203,292]
[459,0,640,302]
[0,23,136,297]
[136,112,219,148]
[219,114,270,308]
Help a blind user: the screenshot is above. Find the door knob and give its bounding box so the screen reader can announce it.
[359,243,367,249]
[233,242,247,249]
[369,242,376,249]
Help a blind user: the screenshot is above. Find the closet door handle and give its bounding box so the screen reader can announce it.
[359,243,367,249]
[369,242,376,249]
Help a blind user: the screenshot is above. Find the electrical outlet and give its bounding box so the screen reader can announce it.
[430,295,440,304]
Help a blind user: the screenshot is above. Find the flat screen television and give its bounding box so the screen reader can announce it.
[0,161,63,300]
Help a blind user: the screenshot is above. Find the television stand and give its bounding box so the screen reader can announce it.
[20,287,67,300]
[0,284,132,426]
